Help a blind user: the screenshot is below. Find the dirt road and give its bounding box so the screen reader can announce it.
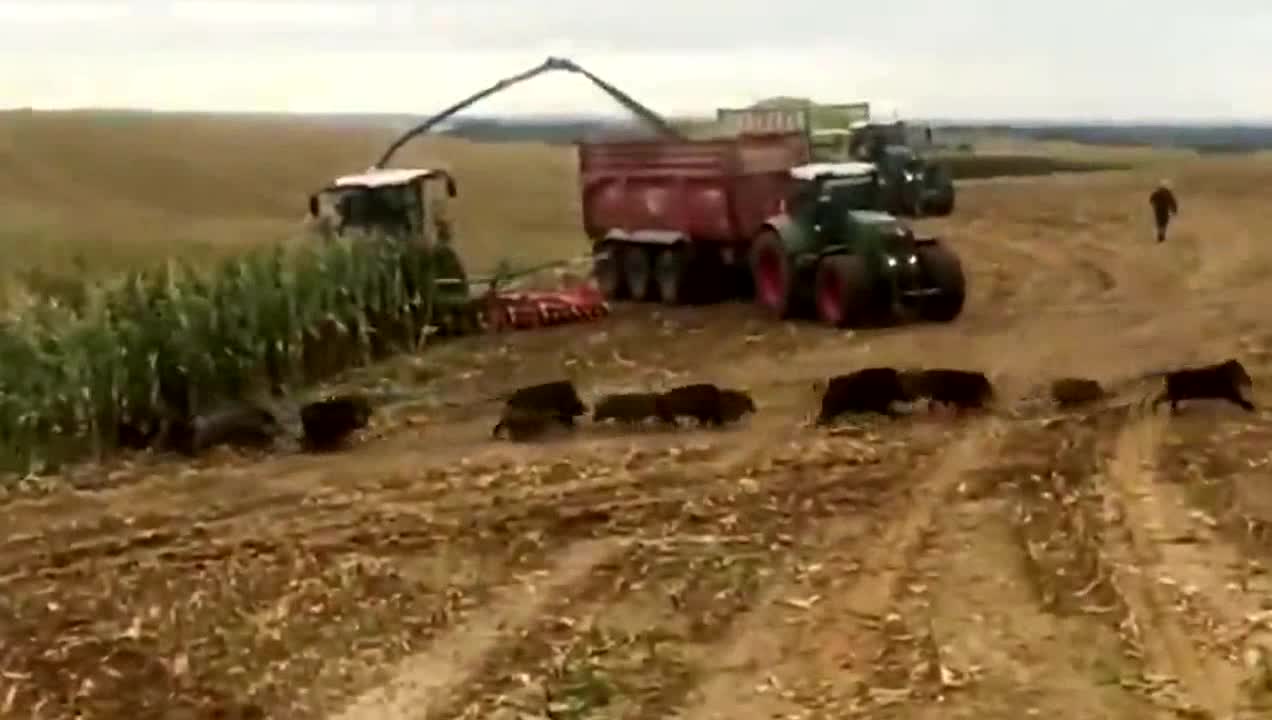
[4,158,1272,719]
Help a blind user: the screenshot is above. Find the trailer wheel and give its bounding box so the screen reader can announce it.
[916,243,966,322]
[593,241,627,300]
[655,245,692,305]
[814,255,872,328]
[750,230,797,318]
[622,244,655,301]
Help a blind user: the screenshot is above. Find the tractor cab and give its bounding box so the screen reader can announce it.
[788,162,883,219]
[820,127,954,217]
[786,163,918,260]
[307,168,458,250]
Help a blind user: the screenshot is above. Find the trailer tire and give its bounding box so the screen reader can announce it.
[655,245,692,305]
[622,244,656,301]
[750,230,798,319]
[814,255,872,328]
[593,241,627,300]
[916,243,966,322]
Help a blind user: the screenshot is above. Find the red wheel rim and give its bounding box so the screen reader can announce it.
[756,248,784,308]
[818,268,843,325]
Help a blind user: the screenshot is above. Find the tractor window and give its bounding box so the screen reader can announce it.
[824,177,877,212]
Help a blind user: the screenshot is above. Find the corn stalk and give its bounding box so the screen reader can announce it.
[0,236,458,477]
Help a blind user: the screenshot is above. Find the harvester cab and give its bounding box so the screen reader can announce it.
[308,167,456,245]
[306,167,469,302]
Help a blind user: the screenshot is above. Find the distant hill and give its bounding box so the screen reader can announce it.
[9,107,1271,152]
[936,123,1272,154]
[439,115,1272,153]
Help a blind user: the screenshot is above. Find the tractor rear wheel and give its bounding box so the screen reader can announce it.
[814,255,872,328]
[749,230,798,319]
[593,241,627,300]
[622,244,655,301]
[655,245,692,305]
[916,243,966,322]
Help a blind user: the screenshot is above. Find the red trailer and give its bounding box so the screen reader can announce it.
[579,132,811,304]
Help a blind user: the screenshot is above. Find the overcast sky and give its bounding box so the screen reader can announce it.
[3,0,1271,121]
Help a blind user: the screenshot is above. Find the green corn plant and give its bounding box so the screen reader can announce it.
[0,229,463,477]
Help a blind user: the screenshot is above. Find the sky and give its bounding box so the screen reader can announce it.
[3,0,1272,121]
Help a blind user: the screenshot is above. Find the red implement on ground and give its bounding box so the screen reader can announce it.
[482,282,610,332]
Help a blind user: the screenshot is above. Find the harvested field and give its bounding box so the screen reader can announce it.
[3,112,1272,719]
[936,153,1128,180]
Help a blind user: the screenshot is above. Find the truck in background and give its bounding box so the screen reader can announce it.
[714,104,955,217]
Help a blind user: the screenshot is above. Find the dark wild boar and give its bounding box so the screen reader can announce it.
[301,393,373,451]
[1050,377,1106,408]
[492,406,572,442]
[659,383,728,426]
[1151,358,1255,413]
[504,380,588,425]
[902,369,994,411]
[717,389,758,424]
[592,392,673,425]
[167,404,282,456]
[815,367,912,425]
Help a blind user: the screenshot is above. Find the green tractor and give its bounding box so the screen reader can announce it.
[749,164,965,327]
[844,122,956,217]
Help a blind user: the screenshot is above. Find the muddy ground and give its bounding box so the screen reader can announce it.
[4,159,1272,719]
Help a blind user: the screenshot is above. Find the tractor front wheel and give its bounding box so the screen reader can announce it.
[916,243,966,322]
[927,193,955,217]
[814,255,872,328]
[622,244,656,301]
[655,245,692,305]
[749,230,798,319]
[593,241,627,300]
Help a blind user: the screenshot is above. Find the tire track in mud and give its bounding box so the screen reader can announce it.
[328,537,625,720]
[940,209,1125,321]
[0,433,776,587]
[1103,412,1270,719]
[305,417,885,720]
[669,420,1002,720]
[875,404,1272,720]
[401,420,955,720]
[861,409,1159,719]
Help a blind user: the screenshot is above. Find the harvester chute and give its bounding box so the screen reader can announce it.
[375,56,684,169]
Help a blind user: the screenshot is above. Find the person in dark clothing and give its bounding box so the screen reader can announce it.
[1149,180,1178,243]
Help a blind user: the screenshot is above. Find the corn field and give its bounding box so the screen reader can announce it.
[0,234,472,476]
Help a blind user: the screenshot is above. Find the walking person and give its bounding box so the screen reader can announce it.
[1149,179,1178,243]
